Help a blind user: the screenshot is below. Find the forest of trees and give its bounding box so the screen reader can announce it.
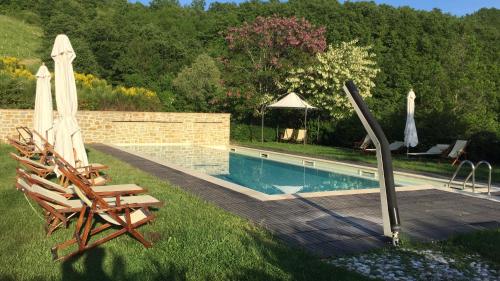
[0,0,499,156]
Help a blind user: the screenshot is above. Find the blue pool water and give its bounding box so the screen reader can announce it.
[215,153,379,195]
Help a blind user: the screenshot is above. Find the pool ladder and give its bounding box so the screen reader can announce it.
[448,160,492,196]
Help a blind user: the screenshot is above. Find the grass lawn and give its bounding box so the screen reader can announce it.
[0,15,42,64]
[411,228,500,266]
[235,141,499,184]
[0,144,368,281]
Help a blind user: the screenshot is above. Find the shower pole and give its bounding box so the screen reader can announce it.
[343,81,401,246]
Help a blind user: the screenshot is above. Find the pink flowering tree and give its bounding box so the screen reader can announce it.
[223,15,326,118]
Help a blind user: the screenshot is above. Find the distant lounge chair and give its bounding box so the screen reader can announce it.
[51,153,163,261]
[280,128,294,142]
[354,135,372,151]
[407,144,450,157]
[447,140,468,165]
[295,129,307,143]
[365,141,405,153]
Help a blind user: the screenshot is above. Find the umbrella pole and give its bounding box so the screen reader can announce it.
[261,106,265,143]
[304,108,308,145]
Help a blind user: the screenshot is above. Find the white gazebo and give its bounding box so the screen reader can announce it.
[262,92,317,144]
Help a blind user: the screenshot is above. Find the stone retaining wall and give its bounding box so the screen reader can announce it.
[0,109,230,145]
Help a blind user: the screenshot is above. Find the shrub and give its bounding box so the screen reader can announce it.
[231,123,276,142]
[468,131,500,164]
[0,56,162,112]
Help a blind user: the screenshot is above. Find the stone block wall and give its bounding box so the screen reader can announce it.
[0,109,230,146]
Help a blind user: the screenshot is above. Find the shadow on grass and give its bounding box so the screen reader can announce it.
[61,247,188,281]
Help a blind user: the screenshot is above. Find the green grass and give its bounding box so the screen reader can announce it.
[235,141,499,184]
[399,228,500,266]
[0,144,368,281]
[0,15,42,63]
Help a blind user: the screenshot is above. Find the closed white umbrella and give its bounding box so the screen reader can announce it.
[404,89,418,149]
[33,64,54,149]
[52,34,88,168]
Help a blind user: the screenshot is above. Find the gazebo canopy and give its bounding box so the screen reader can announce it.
[267,92,316,109]
[262,92,317,144]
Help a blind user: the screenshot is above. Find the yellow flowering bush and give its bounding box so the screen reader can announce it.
[74,72,103,88]
[0,56,35,80]
[114,86,157,99]
[1,55,162,111]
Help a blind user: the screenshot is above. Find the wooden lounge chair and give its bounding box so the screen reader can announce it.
[50,154,163,261]
[10,153,55,178]
[16,177,82,236]
[16,126,34,144]
[365,141,405,153]
[280,128,294,142]
[16,174,159,238]
[18,169,146,198]
[295,129,307,143]
[354,135,372,151]
[447,140,468,165]
[407,144,450,157]
[7,136,39,158]
[10,151,106,186]
[31,131,110,185]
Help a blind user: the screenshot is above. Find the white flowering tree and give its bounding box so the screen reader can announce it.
[279,40,380,119]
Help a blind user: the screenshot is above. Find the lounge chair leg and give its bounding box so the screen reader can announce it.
[128,229,152,248]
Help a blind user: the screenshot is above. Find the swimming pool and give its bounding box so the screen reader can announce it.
[216,153,379,195]
[116,144,447,200]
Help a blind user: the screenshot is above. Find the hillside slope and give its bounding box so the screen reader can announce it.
[0,15,41,65]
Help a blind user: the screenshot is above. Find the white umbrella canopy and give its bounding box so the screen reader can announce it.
[404,89,418,148]
[52,34,89,168]
[33,64,54,149]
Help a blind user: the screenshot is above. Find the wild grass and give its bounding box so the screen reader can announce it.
[0,15,42,64]
[0,144,367,281]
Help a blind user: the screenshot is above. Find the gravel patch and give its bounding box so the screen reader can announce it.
[328,249,499,281]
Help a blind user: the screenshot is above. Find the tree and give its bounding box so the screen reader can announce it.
[279,40,380,119]
[172,54,225,112]
[224,15,326,118]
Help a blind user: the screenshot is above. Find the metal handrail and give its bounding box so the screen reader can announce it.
[465,161,492,196]
[448,160,476,192]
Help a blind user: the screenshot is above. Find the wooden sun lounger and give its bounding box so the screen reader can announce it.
[365,141,405,153]
[30,130,111,185]
[18,169,146,198]
[354,135,372,151]
[447,140,468,165]
[16,175,158,237]
[16,177,82,236]
[280,128,294,142]
[7,137,39,158]
[16,126,34,144]
[10,153,55,178]
[407,144,450,156]
[50,153,163,261]
[295,129,307,143]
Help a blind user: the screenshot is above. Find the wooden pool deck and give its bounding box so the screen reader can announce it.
[92,144,500,258]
